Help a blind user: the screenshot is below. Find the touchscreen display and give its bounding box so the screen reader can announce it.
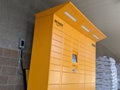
[72,54,77,63]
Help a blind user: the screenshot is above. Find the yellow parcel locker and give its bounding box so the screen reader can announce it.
[28,2,106,90]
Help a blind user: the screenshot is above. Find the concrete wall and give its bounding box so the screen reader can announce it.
[0,0,34,52]
[96,43,120,63]
[0,0,31,89]
[0,0,49,89]
[0,0,49,51]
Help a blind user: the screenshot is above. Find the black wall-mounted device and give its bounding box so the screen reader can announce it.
[19,39,25,49]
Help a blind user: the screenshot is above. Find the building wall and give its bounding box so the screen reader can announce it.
[0,0,35,52]
[0,47,30,90]
[0,0,42,89]
[96,43,120,63]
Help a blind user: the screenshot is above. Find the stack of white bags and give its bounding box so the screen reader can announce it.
[96,56,118,90]
[116,64,120,89]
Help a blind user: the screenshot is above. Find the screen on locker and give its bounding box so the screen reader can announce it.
[72,54,77,63]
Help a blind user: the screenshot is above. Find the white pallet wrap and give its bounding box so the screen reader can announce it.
[96,56,118,90]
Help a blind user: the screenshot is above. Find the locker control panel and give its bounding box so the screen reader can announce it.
[72,54,77,63]
[72,53,78,73]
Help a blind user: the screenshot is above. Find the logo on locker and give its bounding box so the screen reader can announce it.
[54,20,63,27]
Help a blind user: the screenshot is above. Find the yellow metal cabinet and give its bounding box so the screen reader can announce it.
[28,2,106,90]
